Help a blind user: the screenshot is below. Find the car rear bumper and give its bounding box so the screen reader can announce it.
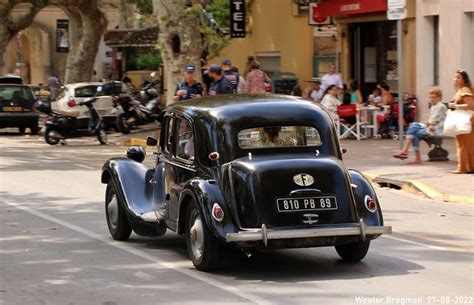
[226,220,392,246]
[0,112,39,126]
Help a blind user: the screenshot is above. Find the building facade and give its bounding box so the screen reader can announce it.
[416,0,474,120]
[6,4,120,85]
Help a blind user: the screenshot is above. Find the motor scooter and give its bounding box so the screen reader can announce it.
[38,86,107,145]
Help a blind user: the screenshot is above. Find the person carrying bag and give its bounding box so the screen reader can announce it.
[443,109,472,136]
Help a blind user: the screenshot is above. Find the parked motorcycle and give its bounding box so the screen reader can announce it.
[113,91,161,134]
[38,86,107,145]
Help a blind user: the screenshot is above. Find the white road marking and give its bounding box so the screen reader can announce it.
[383,235,449,251]
[4,201,273,305]
[3,148,21,153]
[42,156,54,160]
[74,164,94,169]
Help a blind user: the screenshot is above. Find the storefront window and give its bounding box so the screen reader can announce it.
[312,26,337,78]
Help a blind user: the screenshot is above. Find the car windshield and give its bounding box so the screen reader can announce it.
[0,86,35,101]
[74,85,98,98]
[238,126,322,149]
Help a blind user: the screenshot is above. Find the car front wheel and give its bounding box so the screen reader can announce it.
[185,201,221,271]
[105,181,132,240]
[335,240,370,262]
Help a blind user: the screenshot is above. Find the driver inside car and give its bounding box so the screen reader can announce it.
[256,127,297,148]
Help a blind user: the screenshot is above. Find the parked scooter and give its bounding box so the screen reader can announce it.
[38,86,107,145]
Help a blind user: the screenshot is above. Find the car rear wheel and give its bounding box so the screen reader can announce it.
[335,240,370,262]
[185,201,221,271]
[44,128,60,145]
[30,125,39,135]
[105,181,132,240]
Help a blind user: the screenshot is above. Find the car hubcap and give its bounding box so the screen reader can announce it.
[107,195,119,229]
[189,212,204,260]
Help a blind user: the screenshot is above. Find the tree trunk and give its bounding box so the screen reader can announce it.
[154,0,209,104]
[63,0,107,84]
[0,1,49,75]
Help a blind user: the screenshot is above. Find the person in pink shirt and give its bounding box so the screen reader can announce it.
[243,61,271,94]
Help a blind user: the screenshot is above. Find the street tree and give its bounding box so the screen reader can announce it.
[0,0,49,75]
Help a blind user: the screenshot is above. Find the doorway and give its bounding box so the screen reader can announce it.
[350,21,398,98]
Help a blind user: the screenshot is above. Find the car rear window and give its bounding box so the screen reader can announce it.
[238,126,322,149]
[0,86,35,101]
[74,85,98,98]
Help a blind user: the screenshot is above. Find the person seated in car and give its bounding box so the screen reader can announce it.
[256,127,297,147]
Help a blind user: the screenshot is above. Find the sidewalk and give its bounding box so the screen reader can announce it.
[112,125,473,204]
[342,138,473,203]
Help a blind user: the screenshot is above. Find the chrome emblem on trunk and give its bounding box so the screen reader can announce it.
[293,173,314,186]
[303,213,319,224]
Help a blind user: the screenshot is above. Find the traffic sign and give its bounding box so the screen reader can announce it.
[387,7,407,20]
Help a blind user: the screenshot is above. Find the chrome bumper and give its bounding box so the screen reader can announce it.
[226,220,392,246]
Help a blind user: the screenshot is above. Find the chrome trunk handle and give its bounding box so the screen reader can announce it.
[289,188,322,195]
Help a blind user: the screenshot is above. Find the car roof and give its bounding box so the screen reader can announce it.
[168,94,332,128]
[65,82,102,89]
[0,75,23,84]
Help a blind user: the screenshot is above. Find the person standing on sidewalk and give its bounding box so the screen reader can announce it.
[321,63,343,91]
[449,70,474,174]
[243,61,270,94]
[221,59,239,93]
[173,65,203,102]
[47,72,60,100]
[207,64,234,96]
[393,88,447,164]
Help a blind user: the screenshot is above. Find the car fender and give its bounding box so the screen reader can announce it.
[348,169,384,227]
[101,158,155,220]
[177,178,235,241]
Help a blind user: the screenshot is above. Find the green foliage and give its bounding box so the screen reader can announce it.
[206,0,230,28]
[136,0,153,15]
[128,48,162,70]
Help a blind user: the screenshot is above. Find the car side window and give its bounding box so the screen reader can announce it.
[163,116,174,154]
[175,118,194,162]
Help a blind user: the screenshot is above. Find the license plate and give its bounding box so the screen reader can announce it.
[3,106,22,112]
[276,196,338,212]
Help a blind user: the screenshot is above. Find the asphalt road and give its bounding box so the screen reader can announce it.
[1,134,473,305]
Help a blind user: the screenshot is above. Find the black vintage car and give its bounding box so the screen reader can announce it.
[101,95,391,271]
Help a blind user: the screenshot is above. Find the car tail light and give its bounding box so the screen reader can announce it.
[112,96,119,105]
[208,152,220,161]
[211,203,224,222]
[365,195,377,213]
[67,100,76,107]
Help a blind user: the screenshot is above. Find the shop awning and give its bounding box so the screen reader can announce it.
[313,0,387,18]
[104,27,158,48]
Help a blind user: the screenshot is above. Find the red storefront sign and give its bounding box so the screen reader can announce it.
[312,0,387,18]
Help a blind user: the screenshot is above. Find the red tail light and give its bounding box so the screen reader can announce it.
[112,96,119,105]
[211,203,224,222]
[67,100,76,107]
[364,195,377,213]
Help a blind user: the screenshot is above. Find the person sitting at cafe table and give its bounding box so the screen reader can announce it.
[393,88,447,164]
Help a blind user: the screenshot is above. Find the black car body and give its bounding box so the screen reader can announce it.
[0,82,39,134]
[101,95,391,271]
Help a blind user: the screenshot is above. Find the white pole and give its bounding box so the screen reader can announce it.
[397,19,404,148]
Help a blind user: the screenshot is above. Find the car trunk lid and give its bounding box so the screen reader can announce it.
[223,153,358,229]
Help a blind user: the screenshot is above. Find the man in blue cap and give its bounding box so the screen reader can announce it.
[208,64,234,96]
[174,64,204,102]
[221,59,239,93]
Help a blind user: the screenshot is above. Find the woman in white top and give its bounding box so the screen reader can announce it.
[320,84,341,119]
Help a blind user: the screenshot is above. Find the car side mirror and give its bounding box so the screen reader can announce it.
[127,146,146,163]
[146,136,158,146]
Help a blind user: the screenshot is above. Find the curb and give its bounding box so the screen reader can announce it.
[363,172,474,204]
[112,138,147,147]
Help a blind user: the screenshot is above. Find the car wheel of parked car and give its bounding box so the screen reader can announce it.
[116,113,131,134]
[185,201,221,271]
[105,181,132,240]
[97,129,108,145]
[44,128,60,145]
[335,240,370,262]
[30,125,39,135]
